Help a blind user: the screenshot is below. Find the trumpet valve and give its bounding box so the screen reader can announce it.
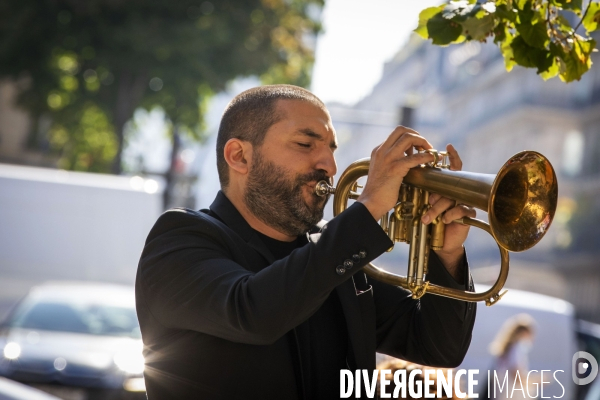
[396,217,408,242]
[439,151,449,168]
[424,149,439,167]
[379,212,389,233]
[399,203,414,220]
[387,213,397,244]
[422,149,450,168]
[431,216,445,251]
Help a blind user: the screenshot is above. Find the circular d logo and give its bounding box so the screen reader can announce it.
[572,351,598,385]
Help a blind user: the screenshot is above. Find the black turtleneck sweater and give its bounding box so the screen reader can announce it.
[253,230,348,399]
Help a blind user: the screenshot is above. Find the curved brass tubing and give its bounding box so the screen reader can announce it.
[322,150,557,306]
[361,218,509,306]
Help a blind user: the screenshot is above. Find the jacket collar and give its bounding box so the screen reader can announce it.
[209,190,277,264]
[209,191,255,243]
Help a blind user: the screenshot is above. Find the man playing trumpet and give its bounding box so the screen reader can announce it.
[135,84,477,399]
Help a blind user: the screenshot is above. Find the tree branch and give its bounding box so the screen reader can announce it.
[573,0,594,33]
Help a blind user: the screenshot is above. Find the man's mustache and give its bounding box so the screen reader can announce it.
[297,170,332,187]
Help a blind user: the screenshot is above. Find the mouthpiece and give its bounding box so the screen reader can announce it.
[315,180,335,197]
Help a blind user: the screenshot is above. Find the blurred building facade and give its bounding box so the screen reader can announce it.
[328,34,600,322]
[0,80,55,168]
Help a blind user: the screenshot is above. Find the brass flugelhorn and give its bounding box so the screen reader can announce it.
[315,150,558,306]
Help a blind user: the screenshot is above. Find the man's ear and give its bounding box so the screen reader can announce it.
[223,138,252,176]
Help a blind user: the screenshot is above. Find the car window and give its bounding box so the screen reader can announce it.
[585,378,600,400]
[9,301,141,339]
[582,333,600,363]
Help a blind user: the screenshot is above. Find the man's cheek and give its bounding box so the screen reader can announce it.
[300,184,314,198]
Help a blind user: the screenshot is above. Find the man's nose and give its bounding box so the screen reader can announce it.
[314,148,337,178]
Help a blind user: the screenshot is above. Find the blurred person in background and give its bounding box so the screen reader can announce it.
[488,314,536,400]
[376,358,460,399]
[135,85,477,399]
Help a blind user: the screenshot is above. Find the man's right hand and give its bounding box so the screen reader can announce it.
[356,126,434,222]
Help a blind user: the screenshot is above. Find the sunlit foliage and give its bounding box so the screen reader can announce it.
[0,0,323,173]
[416,0,599,82]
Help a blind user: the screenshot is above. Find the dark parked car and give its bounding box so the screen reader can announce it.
[0,282,145,400]
[0,377,60,400]
[578,320,600,400]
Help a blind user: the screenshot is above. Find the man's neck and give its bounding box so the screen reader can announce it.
[222,188,297,242]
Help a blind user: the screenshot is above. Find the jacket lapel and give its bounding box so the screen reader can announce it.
[208,191,309,398]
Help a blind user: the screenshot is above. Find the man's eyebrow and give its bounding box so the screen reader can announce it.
[297,128,338,150]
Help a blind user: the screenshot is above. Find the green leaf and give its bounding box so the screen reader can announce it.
[454,35,467,44]
[552,37,596,82]
[415,6,445,38]
[461,13,495,40]
[427,13,464,45]
[574,37,595,62]
[570,37,596,76]
[500,29,517,71]
[559,52,586,82]
[494,21,507,43]
[515,0,530,10]
[531,9,544,25]
[582,3,600,32]
[535,4,548,24]
[516,1,535,23]
[550,42,571,80]
[516,20,550,49]
[540,57,559,79]
[556,14,574,34]
[549,41,566,58]
[510,35,554,72]
[495,4,518,22]
[554,0,583,12]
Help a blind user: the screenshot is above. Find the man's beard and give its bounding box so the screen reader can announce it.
[244,151,331,237]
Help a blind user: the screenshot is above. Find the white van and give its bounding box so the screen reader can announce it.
[459,285,579,400]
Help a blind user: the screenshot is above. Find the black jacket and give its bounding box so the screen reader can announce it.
[135,191,476,399]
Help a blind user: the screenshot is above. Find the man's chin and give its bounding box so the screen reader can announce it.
[309,201,327,223]
[306,192,328,210]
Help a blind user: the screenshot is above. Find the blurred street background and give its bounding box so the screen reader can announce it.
[1,0,599,399]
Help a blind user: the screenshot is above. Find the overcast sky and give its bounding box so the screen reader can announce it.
[310,0,441,105]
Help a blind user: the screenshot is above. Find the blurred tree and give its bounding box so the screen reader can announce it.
[563,193,600,253]
[415,0,599,82]
[0,0,323,174]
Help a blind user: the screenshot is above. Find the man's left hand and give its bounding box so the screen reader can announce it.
[420,144,475,280]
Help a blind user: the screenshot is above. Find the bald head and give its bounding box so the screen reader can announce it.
[216,84,326,188]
